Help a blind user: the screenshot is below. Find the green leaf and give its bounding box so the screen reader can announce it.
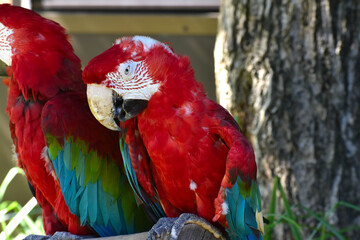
[278,179,303,240]
[336,201,360,212]
[21,214,44,235]
[264,176,279,240]
[271,213,303,231]
[0,197,38,239]
[308,200,360,239]
[0,168,43,238]
[0,168,24,203]
[301,205,345,240]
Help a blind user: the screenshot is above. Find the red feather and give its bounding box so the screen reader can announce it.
[1,4,91,235]
[83,36,259,233]
[137,45,257,229]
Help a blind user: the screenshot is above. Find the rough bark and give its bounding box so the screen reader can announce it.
[215,0,360,238]
[24,222,224,240]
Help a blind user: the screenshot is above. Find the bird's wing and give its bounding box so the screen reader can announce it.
[121,119,166,221]
[41,91,152,236]
[205,100,263,239]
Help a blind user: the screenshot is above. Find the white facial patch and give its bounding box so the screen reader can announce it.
[133,36,175,55]
[115,35,175,55]
[104,60,160,101]
[0,22,14,66]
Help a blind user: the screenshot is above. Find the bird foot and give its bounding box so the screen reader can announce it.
[147,215,177,240]
[24,232,96,240]
[147,213,224,240]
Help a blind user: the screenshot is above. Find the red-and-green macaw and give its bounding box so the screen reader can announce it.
[84,36,264,239]
[0,5,153,236]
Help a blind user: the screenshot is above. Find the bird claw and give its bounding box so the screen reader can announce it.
[147,216,177,240]
[170,213,207,239]
[147,213,224,240]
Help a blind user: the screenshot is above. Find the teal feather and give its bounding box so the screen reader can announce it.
[62,163,75,210]
[48,136,152,236]
[120,138,165,220]
[63,137,72,170]
[98,181,109,225]
[226,183,237,231]
[92,224,115,237]
[56,151,64,177]
[120,138,143,203]
[236,192,246,234]
[108,195,123,233]
[77,151,85,187]
[226,198,236,235]
[62,167,71,194]
[79,185,88,225]
[245,202,257,229]
[225,177,263,240]
[68,174,79,216]
[87,181,98,225]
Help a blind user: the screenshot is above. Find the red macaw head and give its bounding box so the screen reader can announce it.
[0,4,19,66]
[83,36,185,130]
[0,4,82,100]
[0,4,67,66]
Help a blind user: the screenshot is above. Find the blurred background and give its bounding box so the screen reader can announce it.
[0,0,219,205]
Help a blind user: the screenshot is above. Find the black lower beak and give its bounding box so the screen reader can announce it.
[113,93,148,124]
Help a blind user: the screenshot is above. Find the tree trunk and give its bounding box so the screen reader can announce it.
[215,0,360,238]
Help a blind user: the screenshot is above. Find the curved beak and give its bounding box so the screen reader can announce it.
[87,84,120,131]
[113,94,148,122]
[87,84,148,130]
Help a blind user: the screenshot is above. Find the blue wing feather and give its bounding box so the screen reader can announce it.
[225,177,263,240]
[87,181,98,225]
[42,93,153,236]
[79,185,88,225]
[92,225,115,237]
[235,193,246,234]
[48,137,144,236]
[120,138,165,220]
[76,151,85,187]
[97,180,109,225]
[120,138,142,203]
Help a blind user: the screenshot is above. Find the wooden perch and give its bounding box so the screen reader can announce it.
[87,232,148,240]
[25,222,224,240]
[88,222,224,240]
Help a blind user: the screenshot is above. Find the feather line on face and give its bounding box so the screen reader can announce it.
[0,22,14,66]
[104,60,160,101]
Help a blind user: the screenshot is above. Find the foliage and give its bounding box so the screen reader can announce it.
[0,167,44,240]
[0,61,6,77]
[264,176,360,240]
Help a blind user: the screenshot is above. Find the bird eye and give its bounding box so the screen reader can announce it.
[119,61,136,79]
[124,65,131,75]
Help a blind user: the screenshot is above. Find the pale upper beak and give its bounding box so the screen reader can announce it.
[87,84,148,131]
[87,84,120,131]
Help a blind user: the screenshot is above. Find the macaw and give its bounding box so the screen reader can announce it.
[84,36,264,239]
[0,5,153,236]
